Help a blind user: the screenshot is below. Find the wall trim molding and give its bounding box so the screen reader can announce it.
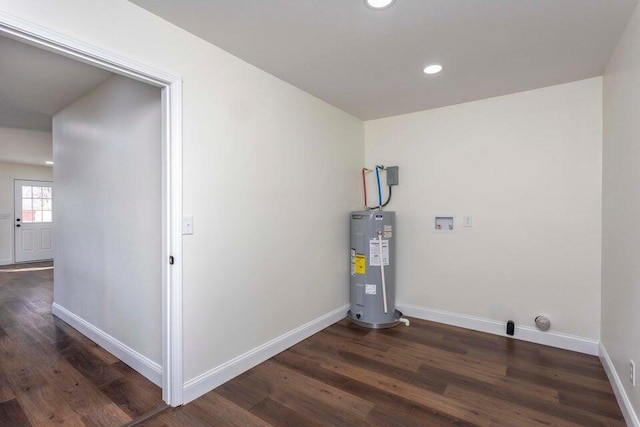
[397,304,599,356]
[182,304,349,404]
[600,343,640,427]
[0,258,11,266]
[52,303,162,387]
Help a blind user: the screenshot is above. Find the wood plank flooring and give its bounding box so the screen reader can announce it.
[0,262,164,426]
[148,318,624,426]
[1,261,625,426]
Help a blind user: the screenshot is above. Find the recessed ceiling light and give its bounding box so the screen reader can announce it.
[45,161,54,165]
[423,64,443,75]
[365,0,396,10]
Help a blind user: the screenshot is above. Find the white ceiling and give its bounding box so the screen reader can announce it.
[131,0,637,120]
[0,36,113,132]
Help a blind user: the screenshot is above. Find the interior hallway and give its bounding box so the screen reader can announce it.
[0,262,164,426]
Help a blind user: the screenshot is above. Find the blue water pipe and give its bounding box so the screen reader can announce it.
[375,166,382,207]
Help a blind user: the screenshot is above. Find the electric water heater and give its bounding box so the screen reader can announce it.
[348,210,403,328]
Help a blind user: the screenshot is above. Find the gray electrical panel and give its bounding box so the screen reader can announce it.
[386,166,399,186]
[348,210,402,328]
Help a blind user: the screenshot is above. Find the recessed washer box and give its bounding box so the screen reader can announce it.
[433,214,456,233]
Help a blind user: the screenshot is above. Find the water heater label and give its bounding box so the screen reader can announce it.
[355,254,366,274]
[369,239,389,266]
[365,284,377,295]
[350,248,356,276]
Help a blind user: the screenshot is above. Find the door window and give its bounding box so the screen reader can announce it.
[21,185,53,223]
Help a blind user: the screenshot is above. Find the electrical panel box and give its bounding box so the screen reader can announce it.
[386,166,399,186]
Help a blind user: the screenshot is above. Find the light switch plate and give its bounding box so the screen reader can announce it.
[182,215,194,235]
[463,216,473,227]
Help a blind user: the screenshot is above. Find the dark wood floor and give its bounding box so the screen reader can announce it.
[1,262,625,426]
[0,262,164,426]
[147,319,624,426]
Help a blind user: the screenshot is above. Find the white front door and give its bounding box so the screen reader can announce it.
[14,180,54,263]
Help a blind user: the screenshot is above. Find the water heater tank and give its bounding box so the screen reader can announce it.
[348,210,402,328]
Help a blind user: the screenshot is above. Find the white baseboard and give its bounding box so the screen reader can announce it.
[397,304,600,356]
[182,304,350,404]
[599,343,640,427]
[0,258,12,266]
[52,303,162,386]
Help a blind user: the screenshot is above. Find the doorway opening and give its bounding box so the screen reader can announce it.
[0,13,183,406]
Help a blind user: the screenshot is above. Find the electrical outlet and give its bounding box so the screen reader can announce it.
[631,360,636,387]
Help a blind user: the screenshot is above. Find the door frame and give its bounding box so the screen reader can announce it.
[0,12,184,405]
[14,179,54,263]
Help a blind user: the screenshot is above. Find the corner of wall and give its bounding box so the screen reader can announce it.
[182,304,349,404]
[52,303,163,386]
[600,343,640,427]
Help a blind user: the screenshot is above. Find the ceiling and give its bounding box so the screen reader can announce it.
[131,0,637,120]
[0,36,113,132]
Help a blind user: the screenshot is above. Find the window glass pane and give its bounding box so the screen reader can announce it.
[22,199,32,210]
[34,211,43,223]
[32,187,43,198]
[43,199,52,211]
[22,186,32,198]
[33,199,43,210]
[22,211,34,223]
[42,211,52,223]
[42,187,52,199]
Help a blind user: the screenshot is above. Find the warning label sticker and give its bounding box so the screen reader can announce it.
[365,284,377,295]
[369,239,389,266]
[384,225,392,238]
[350,248,356,276]
[355,254,366,275]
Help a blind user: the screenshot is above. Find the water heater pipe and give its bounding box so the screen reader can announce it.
[361,168,368,209]
[378,231,388,314]
[375,166,383,208]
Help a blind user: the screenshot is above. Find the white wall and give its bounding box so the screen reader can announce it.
[0,161,53,265]
[365,78,603,339]
[53,75,162,364]
[602,3,640,417]
[0,127,52,166]
[2,0,364,387]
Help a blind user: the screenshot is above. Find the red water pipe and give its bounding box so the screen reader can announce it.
[362,168,368,209]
